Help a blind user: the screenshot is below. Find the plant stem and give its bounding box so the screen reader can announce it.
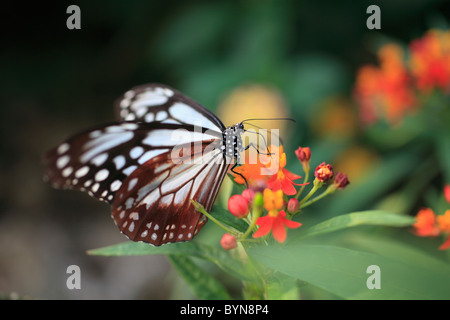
[297,179,323,208]
[295,171,309,200]
[191,200,237,235]
[299,185,336,209]
[241,207,261,240]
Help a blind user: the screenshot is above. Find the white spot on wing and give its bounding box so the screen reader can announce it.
[123,165,137,176]
[57,143,70,154]
[113,155,126,170]
[95,169,109,182]
[81,131,133,163]
[170,102,221,131]
[129,146,144,159]
[91,153,108,166]
[75,166,89,178]
[110,180,122,192]
[128,177,138,191]
[156,111,168,121]
[57,155,70,169]
[138,149,166,165]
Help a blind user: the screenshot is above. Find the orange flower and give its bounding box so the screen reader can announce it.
[437,210,450,233]
[253,189,301,242]
[413,208,440,237]
[252,210,301,243]
[232,149,271,191]
[409,29,450,93]
[262,189,284,212]
[262,145,305,195]
[437,210,450,250]
[354,44,416,125]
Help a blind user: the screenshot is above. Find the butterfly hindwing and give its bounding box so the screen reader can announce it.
[112,143,229,245]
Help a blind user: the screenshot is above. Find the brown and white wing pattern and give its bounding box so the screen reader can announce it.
[44,84,230,246]
[112,143,228,245]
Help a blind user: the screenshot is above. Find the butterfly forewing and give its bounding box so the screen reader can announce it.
[115,83,225,132]
[44,83,233,246]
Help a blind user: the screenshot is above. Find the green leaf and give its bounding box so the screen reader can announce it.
[265,273,300,300]
[88,241,252,280]
[292,210,414,242]
[168,255,231,300]
[347,234,450,275]
[248,244,450,300]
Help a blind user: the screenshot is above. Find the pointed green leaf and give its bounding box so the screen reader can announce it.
[291,210,414,242]
[169,255,231,300]
[88,241,252,280]
[248,244,450,300]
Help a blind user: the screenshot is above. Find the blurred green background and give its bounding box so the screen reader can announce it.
[1,0,449,299]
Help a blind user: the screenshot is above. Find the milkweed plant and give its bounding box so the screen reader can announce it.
[89,28,450,300]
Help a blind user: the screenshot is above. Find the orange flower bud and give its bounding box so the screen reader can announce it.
[220,233,237,250]
[295,147,311,164]
[334,172,350,189]
[227,195,249,219]
[314,162,334,182]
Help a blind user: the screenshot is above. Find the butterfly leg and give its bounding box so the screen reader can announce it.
[244,143,273,156]
[230,162,249,188]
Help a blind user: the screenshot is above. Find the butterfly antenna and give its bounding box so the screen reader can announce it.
[241,117,296,124]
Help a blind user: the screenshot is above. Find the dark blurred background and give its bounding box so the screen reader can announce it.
[1,0,449,299]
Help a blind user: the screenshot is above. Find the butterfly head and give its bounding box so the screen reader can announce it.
[230,122,245,135]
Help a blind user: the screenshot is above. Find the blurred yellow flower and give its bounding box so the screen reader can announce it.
[217,84,291,142]
[312,96,358,139]
[333,145,379,184]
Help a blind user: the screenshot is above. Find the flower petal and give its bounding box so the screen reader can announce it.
[439,234,450,250]
[282,168,302,181]
[253,216,273,238]
[271,216,287,242]
[278,211,302,229]
[281,177,297,195]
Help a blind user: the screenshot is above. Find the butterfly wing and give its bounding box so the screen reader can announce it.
[112,142,228,245]
[44,84,229,245]
[115,83,225,132]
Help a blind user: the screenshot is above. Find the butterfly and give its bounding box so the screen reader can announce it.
[44,83,253,246]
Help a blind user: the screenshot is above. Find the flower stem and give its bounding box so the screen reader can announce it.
[299,185,336,209]
[241,206,261,240]
[297,179,323,209]
[295,171,309,200]
[190,200,237,235]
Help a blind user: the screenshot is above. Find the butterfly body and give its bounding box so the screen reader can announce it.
[44,84,246,246]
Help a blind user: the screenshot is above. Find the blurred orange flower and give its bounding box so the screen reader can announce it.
[437,210,450,233]
[413,208,440,237]
[409,29,450,93]
[354,44,416,125]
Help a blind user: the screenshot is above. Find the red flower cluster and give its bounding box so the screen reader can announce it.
[224,144,349,247]
[354,29,450,125]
